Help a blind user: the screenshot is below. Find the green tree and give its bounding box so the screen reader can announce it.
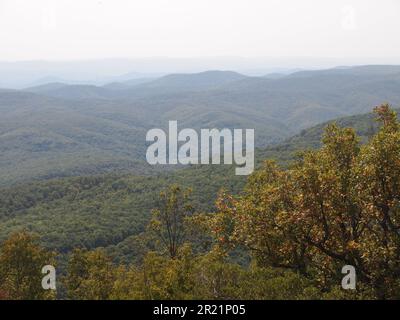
[148,185,194,259]
[0,231,56,300]
[353,104,400,298]
[211,104,400,299]
[64,248,116,300]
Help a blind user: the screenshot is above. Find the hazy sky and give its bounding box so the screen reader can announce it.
[0,0,399,62]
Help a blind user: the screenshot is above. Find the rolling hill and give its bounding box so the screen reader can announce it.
[135,70,248,90]
[1,65,400,187]
[0,108,391,261]
[26,83,117,100]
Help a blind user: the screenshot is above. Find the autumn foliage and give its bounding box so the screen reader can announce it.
[211,104,400,299]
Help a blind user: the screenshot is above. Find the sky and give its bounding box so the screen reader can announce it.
[0,0,399,62]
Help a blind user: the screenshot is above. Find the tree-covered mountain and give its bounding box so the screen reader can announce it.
[0,90,151,186]
[0,108,390,259]
[2,104,400,300]
[1,65,400,187]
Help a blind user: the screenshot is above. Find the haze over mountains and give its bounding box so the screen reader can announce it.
[2,57,388,89]
[1,64,400,186]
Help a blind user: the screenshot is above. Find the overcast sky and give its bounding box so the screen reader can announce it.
[0,0,399,62]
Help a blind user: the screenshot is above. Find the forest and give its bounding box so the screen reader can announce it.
[1,104,399,300]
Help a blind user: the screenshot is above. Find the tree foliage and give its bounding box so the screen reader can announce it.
[147,185,194,259]
[0,231,55,300]
[210,104,400,299]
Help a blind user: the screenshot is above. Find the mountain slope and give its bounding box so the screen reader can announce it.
[0,91,152,186]
[0,108,391,259]
[2,66,400,186]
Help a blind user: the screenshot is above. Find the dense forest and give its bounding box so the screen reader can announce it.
[1,104,399,300]
[2,66,400,186]
[0,107,389,258]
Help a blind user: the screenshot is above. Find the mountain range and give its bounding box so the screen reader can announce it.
[1,65,400,186]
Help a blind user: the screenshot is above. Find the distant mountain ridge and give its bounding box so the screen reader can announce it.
[25,70,249,99]
[138,70,247,89]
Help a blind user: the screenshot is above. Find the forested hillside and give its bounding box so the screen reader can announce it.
[1,105,399,300]
[0,165,242,255]
[0,107,392,261]
[1,66,400,186]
